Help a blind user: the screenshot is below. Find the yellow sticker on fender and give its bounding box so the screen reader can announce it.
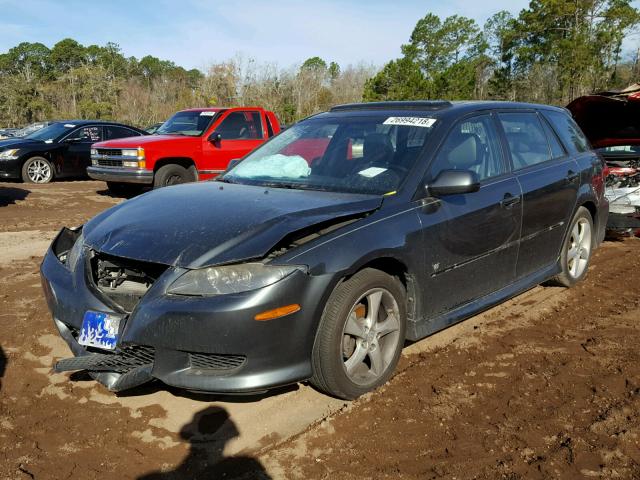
[383,117,436,128]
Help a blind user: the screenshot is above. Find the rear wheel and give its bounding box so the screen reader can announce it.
[22,156,53,184]
[551,206,594,287]
[311,268,406,400]
[153,164,192,189]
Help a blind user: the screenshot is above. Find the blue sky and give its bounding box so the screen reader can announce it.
[0,0,637,70]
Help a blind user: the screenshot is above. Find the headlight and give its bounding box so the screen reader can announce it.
[0,149,20,159]
[121,147,145,158]
[90,148,97,155]
[168,263,302,296]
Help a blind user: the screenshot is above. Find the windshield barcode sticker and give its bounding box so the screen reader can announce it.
[199,111,216,116]
[383,117,436,128]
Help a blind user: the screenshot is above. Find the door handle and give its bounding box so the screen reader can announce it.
[566,170,579,183]
[500,193,521,209]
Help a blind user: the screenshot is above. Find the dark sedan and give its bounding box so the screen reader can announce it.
[0,120,147,183]
[42,101,608,399]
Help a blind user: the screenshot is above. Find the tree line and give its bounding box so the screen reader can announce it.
[1,0,639,128]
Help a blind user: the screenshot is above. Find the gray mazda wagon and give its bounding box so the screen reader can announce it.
[42,101,608,399]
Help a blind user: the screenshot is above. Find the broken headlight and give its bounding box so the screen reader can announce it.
[52,227,83,271]
[167,263,302,296]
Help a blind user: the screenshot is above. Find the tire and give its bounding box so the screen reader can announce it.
[106,182,143,197]
[22,156,53,184]
[311,268,407,400]
[551,206,594,287]
[153,164,193,189]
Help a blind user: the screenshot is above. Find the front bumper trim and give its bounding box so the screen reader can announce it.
[87,166,153,184]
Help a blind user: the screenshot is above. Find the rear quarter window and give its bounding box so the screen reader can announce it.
[542,110,591,154]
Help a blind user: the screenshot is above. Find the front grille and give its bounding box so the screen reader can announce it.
[188,352,246,370]
[96,149,122,157]
[97,158,123,167]
[55,345,155,374]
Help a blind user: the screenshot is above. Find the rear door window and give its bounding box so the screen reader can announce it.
[540,116,567,159]
[498,113,551,169]
[429,114,505,181]
[542,110,591,154]
[105,126,141,140]
[215,111,264,140]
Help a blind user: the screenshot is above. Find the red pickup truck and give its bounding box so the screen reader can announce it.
[88,107,280,193]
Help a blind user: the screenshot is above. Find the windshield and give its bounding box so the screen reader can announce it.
[25,123,75,142]
[221,113,436,195]
[156,111,218,136]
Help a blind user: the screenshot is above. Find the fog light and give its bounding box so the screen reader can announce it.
[254,304,301,321]
[122,160,138,168]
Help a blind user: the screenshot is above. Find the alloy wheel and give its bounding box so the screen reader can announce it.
[567,218,591,279]
[341,288,401,386]
[27,159,52,183]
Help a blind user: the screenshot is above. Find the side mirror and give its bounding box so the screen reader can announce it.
[426,169,480,196]
[208,132,222,144]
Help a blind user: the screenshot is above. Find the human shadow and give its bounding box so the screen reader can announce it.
[139,406,271,480]
[0,345,6,391]
[0,186,29,206]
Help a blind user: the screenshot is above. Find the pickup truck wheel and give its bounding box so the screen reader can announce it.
[106,182,143,197]
[310,268,406,400]
[153,164,191,189]
[550,206,594,287]
[22,156,53,184]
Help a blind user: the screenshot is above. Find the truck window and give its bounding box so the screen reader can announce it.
[216,111,264,140]
[265,115,274,137]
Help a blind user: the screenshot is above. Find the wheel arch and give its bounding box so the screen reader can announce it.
[341,256,419,327]
[153,157,198,180]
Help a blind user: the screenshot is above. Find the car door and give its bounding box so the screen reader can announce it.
[62,125,103,176]
[417,113,522,318]
[497,111,579,278]
[202,110,265,174]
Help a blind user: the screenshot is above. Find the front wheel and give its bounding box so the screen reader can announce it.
[551,206,594,287]
[311,268,406,400]
[153,164,192,189]
[22,156,53,184]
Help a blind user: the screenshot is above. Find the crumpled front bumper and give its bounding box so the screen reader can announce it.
[40,238,332,394]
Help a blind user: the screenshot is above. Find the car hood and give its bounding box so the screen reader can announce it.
[93,134,196,148]
[0,138,38,149]
[567,83,640,149]
[83,182,382,268]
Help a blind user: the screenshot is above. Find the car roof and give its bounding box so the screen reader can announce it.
[329,100,567,117]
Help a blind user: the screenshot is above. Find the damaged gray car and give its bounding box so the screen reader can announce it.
[41,101,608,399]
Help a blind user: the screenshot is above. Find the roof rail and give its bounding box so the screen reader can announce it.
[330,101,453,112]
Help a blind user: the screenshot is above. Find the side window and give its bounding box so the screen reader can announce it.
[265,115,274,137]
[498,113,551,169]
[215,111,264,140]
[105,126,140,140]
[543,110,591,154]
[540,115,566,159]
[429,115,505,181]
[69,126,102,143]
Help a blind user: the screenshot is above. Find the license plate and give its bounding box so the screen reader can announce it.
[78,311,121,350]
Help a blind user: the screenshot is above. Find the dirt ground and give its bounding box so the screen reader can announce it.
[1,180,639,480]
